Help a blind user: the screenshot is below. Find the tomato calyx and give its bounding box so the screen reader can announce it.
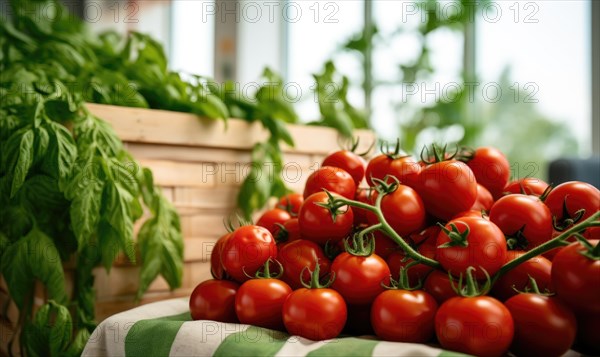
[384,261,422,290]
[513,275,554,296]
[379,138,409,160]
[342,135,374,157]
[437,222,470,248]
[574,235,600,261]
[343,232,376,257]
[315,189,352,222]
[420,143,458,164]
[371,176,400,195]
[505,224,530,250]
[244,258,284,279]
[223,213,253,232]
[455,146,476,162]
[449,266,491,297]
[300,261,336,289]
[553,197,587,231]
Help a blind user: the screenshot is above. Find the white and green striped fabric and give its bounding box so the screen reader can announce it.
[82,298,469,357]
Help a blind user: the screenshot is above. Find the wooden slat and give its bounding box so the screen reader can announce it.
[173,187,238,209]
[87,103,376,155]
[93,261,211,302]
[137,159,216,187]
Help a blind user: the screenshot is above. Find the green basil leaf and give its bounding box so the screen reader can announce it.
[0,228,67,309]
[5,127,35,197]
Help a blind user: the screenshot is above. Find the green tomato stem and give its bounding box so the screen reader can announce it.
[492,210,600,283]
[332,195,441,269]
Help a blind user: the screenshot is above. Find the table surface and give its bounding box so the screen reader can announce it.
[81,298,470,357]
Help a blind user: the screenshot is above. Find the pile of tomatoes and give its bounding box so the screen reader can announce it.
[189,143,600,357]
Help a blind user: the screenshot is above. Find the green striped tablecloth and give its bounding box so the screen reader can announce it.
[82,298,468,357]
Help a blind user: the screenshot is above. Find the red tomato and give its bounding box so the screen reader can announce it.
[417,160,478,221]
[504,177,549,196]
[465,147,510,200]
[436,217,507,279]
[298,192,354,246]
[282,288,347,340]
[235,278,292,330]
[221,225,277,283]
[491,250,553,301]
[303,166,356,199]
[471,183,494,211]
[551,240,600,313]
[331,252,390,305]
[189,279,239,322]
[371,289,438,343]
[278,239,331,290]
[544,181,600,229]
[277,193,304,215]
[365,154,421,188]
[489,194,553,250]
[369,184,426,237]
[435,296,514,357]
[505,293,576,357]
[322,150,366,186]
[256,208,292,237]
[210,233,231,280]
[423,270,458,304]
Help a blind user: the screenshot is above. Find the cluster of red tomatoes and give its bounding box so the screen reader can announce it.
[189,144,600,357]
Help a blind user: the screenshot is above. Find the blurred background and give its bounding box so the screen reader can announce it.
[15,0,600,182]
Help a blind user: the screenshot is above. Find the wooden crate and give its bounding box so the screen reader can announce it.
[87,104,375,321]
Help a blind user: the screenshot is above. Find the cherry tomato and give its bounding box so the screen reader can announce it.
[409,225,441,246]
[505,293,576,357]
[491,250,553,301]
[471,183,494,211]
[436,217,507,279]
[322,150,366,186]
[210,233,231,280]
[365,154,421,188]
[331,252,390,305]
[256,208,292,237]
[551,239,600,313]
[221,225,277,283]
[451,209,489,220]
[303,166,356,200]
[435,296,514,357]
[277,193,304,215]
[423,270,458,304]
[544,181,600,230]
[235,278,292,331]
[369,184,426,237]
[465,147,510,200]
[278,239,331,290]
[189,279,239,322]
[504,177,549,196]
[417,160,477,221]
[282,288,347,340]
[371,289,438,343]
[489,194,553,251]
[298,192,354,246]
